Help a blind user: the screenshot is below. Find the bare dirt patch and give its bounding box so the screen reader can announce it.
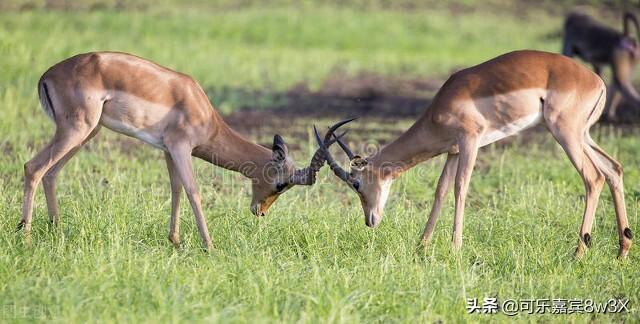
[221,70,441,147]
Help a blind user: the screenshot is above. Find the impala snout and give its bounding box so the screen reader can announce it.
[251,194,279,217]
[250,203,265,217]
[358,177,392,228]
[365,211,382,228]
[362,196,385,228]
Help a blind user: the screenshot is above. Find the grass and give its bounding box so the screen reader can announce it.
[1,1,639,323]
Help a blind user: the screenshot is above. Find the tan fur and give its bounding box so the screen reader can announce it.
[323,50,631,258]
[21,52,321,250]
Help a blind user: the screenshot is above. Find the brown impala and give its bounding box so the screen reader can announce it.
[315,50,633,258]
[19,52,351,250]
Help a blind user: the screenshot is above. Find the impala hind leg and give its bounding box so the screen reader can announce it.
[586,137,631,258]
[42,127,100,226]
[165,143,212,251]
[420,153,459,248]
[548,129,605,259]
[164,152,183,248]
[452,137,479,252]
[20,124,100,237]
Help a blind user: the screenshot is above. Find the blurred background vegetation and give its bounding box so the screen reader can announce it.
[0,0,636,12]
[1,0,638,115]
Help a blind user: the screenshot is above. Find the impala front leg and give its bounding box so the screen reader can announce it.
[452,136,479,252]
[166,143,213,251]
[421,153,459,248]
[165,153,183,248]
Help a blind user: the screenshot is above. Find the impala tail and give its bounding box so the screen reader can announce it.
[37,79,56,121]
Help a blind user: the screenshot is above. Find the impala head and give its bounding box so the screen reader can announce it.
[250,120,354,217]
[314,121,393,228]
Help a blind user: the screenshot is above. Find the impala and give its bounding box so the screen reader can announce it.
[316,50,633,258]
[19,52,350,250]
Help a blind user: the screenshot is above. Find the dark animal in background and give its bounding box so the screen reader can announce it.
[562,11,640,120]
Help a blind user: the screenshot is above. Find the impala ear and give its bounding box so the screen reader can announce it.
[272,134,288,162]
[350,155,368,171]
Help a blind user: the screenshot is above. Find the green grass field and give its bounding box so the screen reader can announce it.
[1,1,639,322]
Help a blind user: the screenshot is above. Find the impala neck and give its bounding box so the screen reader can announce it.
[369,114,451,179]
[192,122,272,179]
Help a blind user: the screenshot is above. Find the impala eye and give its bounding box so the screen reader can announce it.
[352,181,360,191]
[276,183,288,192]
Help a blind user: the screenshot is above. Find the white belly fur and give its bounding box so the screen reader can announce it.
[98,90,171,150]
[479,112,543,147]
[470,88,546,147]
[101,116,167,150]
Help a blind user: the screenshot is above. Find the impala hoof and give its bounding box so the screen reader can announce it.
[15,220,26,232]
[574,246,586,260]
[574,237,590,260]
[168,236,181,249]
[416,239,430,255]
[618,234,632,259]
[617,250,629,259]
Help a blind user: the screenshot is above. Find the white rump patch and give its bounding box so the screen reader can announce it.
[479,112,542,147]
